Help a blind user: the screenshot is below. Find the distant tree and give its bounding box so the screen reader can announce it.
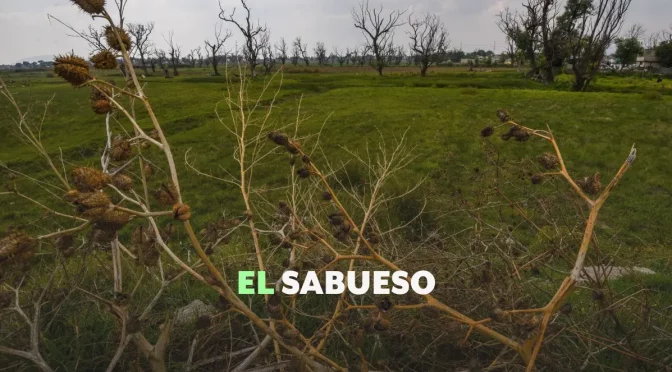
[293,37,309,66]
[656,41,672,68]
[164,31,181,76]
[128,22,155,75]
[314,42,328,65]
[407,14,449,76]
[614,37,643,68]
[333,47,348,66]
[496,8,521,67]
[565,0,632,91]
[204,25,232,76]
[275,38,288,65]
[291,41,300,65]
[259,31,275,74]
[188,47,201,68]
[352,0,406,76]
[195,46,203,67]
[219,0,267,76]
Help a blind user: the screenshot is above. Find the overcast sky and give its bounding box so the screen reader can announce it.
[1,0,669,64]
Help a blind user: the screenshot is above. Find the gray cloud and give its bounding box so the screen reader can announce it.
[1,0,669,64]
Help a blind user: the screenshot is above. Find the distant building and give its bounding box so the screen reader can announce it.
[637,49,660,69]
[460,58,476,65]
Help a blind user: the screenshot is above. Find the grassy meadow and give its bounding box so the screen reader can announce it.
[1,65,672,370]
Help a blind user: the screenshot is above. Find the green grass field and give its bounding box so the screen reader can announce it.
[2,66,671,249]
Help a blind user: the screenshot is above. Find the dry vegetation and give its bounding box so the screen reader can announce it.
[1,1,671,371]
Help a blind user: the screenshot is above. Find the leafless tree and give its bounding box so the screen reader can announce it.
[204,25,232,76]
[260,32,275,74]
[393,45,405,65]
[314,42,328,65]
[520,0,542,77]
[352,0,406,76]
[290,41,300,65]
[128,22,154,75]
[566,0,632,91]
[496,8,521,68]
[154,48,167,74]
[275,37,288,65]
[219,0,267,76]
[333,47,348,66]
[407,14,449,76]
[194,46,203,67]
[187,47,200,67]
[164,31,181,77]
[293,37,309,66]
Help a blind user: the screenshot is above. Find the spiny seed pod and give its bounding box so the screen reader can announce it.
[90,85,111,101]
[95,210,131,230]
[154,183,178,206]
[377,297,393,312]
[53,54,92,86]
[71,167,111,192]
[321,191,332,201]
[111,173,133,191]
[53,234,74,251]
[373,318,391,332]
[496,109,510,122]
[104,26,132,52]
[501,125,530,142]
[142,161,154,177]
[173,204,191,221]
[480,126,495,137]
[92,99,112,114]
[301,154,311,164]
[530,174,543,185]
[110,135,132,162]
[297,167,311,179]
[538,152,559,170]
[328,212,343,226]
[267,131,289,146]
[90,50,117,70]
[0,229,37,265]
[76,191,111,209]
[285,142,301,155]
[576,173,602,195]
[70,0,106,15]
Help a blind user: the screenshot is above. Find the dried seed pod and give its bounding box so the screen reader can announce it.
[70,0,106,15]
[373,318,391,332]
[321,254,334,264]
[496,109,510,122]
[301,154,311,164]
[90,49,117,70]
[95,210,131,231]
[104,26,132,52]
[377,297,393,312]
[154,183,178,206]
[576,173,602,195]
[328,212,344,226]
[530,174,543,185]
[71,167,110,192]
[285,141,301,155]
[142,161,154,177]
[216,295,231,310]
[321,191,332,201]
[538,152,559,170]
[172,204,191,221]
[88,227,117,244]
[111,173,133,191]
[267,131,289,147]
[92,99,112,114]
[0,229,37,265]
[480,126,495,137]
[297,167,311,179]
[110,135,132,162]
[53,54,92,86]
